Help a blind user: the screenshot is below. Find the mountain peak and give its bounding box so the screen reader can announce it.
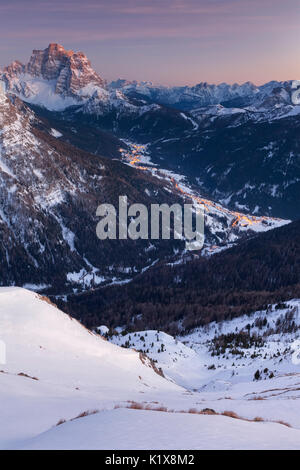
[47,42,70,51]
[26,43,105,92]
[0,43,106,106]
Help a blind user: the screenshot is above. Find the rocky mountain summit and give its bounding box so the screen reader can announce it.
[0,44,106,109]
[27,43,105,93]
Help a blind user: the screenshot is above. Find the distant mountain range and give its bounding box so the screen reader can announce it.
[2,43,298,220]
[1,43,299,118]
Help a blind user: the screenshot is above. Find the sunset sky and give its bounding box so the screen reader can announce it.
[0,0,299,85]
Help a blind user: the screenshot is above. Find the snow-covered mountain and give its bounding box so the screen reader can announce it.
[1,43,299,450]
[146,107,300,220]
[1,287,300,450]
[0,82,288,293]
[0,86,196,291]
[0,43,106,110]
[113,80,260,109]
[110,78,300,117]
[81,87,161,116]
[109,78,255,102]
[2,43,299,121]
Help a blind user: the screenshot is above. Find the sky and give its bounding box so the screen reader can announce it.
[0,0,299,86]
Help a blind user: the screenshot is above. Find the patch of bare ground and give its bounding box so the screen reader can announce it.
[1,370,39,382]
[71,409,99,420]
[55,409,99,426]
[54,402,292,429]
[56,419,67,426]
[17,372,39,381]
[37,295,57,308]
[139,352,164,378]
[1,370,39,380]
[115,402,293,428]
[275,420,292,428]
[246,386,300,400]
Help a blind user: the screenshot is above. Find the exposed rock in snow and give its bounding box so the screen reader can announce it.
[49,128,62,138]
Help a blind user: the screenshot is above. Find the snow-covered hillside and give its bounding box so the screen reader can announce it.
[107,300,300,390]
[18,407,300,451]
[0,288,180,448]
[1,288,300,449]
[103,300,300,433]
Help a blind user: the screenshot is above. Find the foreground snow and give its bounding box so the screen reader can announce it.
[18,408,300,451]
[0,288,299,450]
[0,288,180,448]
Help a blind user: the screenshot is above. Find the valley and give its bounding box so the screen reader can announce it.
[120,141,286,234]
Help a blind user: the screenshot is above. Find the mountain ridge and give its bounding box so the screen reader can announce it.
[1,43,299,116]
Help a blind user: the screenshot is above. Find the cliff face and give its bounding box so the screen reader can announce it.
[1,43,105,100]
[26,43,105,94]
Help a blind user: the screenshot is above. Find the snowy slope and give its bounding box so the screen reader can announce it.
[0,288,181,448]
[19,407,300,451]
[109,329,206,390]
[105,301,300,432]
[1,288,300,449]
[108,300,300,390]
